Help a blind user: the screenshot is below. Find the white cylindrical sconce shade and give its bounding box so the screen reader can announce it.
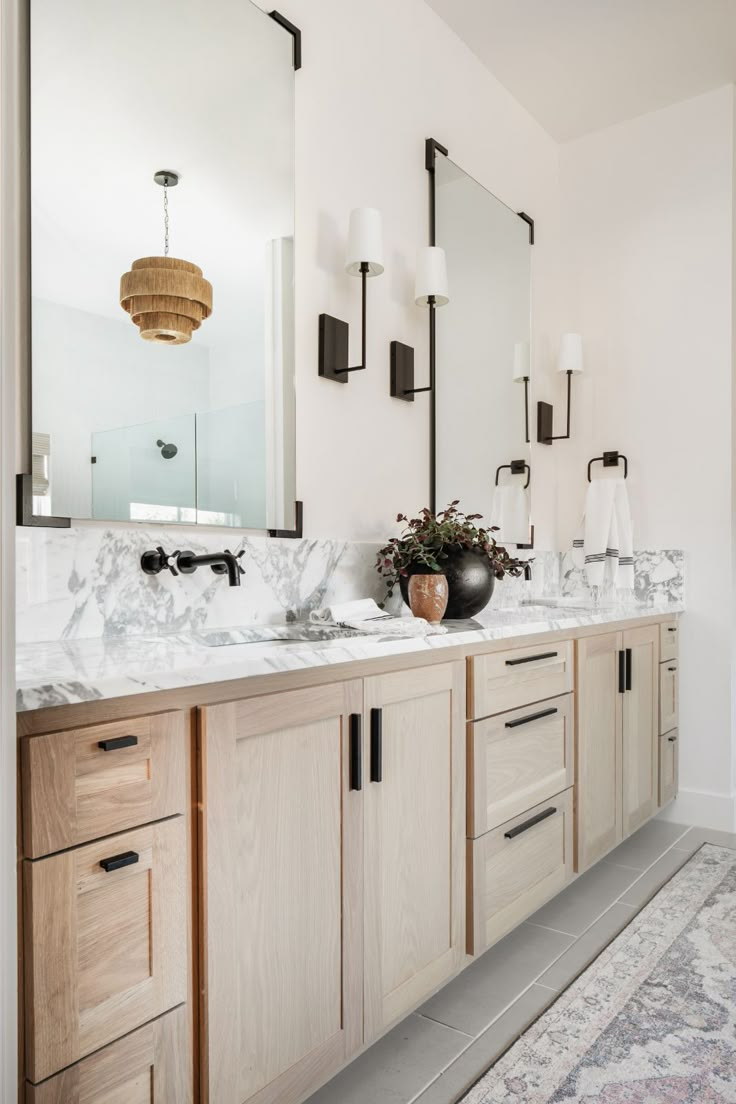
[558,332,584,374]
[415,246,449,306]
[345,207,384,276]
[513,340,531,381]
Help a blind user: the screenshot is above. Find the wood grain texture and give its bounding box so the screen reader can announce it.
[468,693,573,837]
[659,730,679,807]
[622,625,659,836]
[575,632,623,872]
[202,679,363,1104]
[21,712,186,858]
[24,819,187,1082]
[468,788,573,955]
[363,662,465,1041]
[659,660,679,735]
[469,640,574,720]
[659,620,679,663]
[16,615,676,737]
[25,1005,191,1104]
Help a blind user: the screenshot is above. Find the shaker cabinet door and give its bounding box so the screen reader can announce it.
[362,662,466,1041]
[201,681,364,1104]
[622,625,659,836]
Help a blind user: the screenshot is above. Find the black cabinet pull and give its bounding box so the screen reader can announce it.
[625,648,632,692]
[667,627,677,633]
[504,806,557,840]
[370,708,383,783]
[505,651,558,667]
[349,714,362,791]
[618,649,626,694]
[100,850,139,873]
[667,666,677,672]
[668,735,678,742]
[98,734,138,752]
[505,707,558,729]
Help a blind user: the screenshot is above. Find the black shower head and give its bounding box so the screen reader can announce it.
[156,438,178,460]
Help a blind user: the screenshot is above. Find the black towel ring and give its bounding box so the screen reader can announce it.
[587,451,628,482]
[495,459,531,489]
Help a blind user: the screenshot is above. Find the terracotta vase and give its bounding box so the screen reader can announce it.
[407,574,449,624]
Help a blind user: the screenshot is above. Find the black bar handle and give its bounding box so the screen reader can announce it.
[667,627,677,633]
[349,714,362,791]
[625,648,632,692]
[370,708,383,783]
[618,650,626,694]
[98,734,138,752]
[667,666,678,672]
[668,735,678,742]
[100,850,139,873]
[505,651,558,667]
[504,806,557,840]
[505,707,558,730]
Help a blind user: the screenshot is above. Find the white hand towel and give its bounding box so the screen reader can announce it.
[580,479,618,587]
[489,484,530,545]
[614,481,634,590]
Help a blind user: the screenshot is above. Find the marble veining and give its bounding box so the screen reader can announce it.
[16,599,684,712]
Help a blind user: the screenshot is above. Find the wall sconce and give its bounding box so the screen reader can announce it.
[537,332,584,444]
[391,246,449,400]
[318,207,384,382]
[512,340,531,443]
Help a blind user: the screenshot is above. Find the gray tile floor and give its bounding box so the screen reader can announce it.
[305,816,736,1104]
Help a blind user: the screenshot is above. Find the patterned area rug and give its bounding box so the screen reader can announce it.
[462,844,736,1103]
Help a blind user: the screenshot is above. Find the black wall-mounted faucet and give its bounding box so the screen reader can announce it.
[141,546,245,587]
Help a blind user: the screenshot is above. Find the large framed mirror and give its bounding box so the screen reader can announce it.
[433,152,533,546]
[27,0,297,531]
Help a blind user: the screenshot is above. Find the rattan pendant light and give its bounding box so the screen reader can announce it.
[120,171,213,345]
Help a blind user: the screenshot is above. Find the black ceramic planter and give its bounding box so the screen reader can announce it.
[399,545,495,620]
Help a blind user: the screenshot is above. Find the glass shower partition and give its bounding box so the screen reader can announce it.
[195,402,267,529]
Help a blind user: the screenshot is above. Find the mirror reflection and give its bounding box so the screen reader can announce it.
[434,157,532,544]
[30,0,296,529]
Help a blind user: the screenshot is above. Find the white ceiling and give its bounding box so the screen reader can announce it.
[425,0,736,141]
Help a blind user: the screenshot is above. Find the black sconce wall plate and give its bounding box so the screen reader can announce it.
[390,341,415,402]
[537,400,554,445]
[318,314,350,383]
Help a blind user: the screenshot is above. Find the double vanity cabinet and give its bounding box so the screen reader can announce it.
[16,612,680,1103]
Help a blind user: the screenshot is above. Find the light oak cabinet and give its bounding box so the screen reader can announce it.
[469,640,573,718]
[659,730,679,806]
[576,624,661,870]
[363,664,465,1040]
[659,660,679,735]
[201,662,465,1104]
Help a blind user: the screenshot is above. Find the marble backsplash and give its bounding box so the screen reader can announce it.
[16,525,685,644]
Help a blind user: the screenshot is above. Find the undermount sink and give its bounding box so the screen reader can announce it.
[195,624,369,647]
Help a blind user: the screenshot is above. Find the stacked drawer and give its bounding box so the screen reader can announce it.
[20,712,191,1101]
[466,642,575,954]
[658,621,680,806]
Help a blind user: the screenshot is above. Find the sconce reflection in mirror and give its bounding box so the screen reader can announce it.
[156,439,178,460]
[513,340,531,443]
[120,171,213,346]
[537,332,584,444]
[319,207,384,382]
[390,246,449,401]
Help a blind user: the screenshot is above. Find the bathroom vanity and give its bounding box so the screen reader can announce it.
[16,604,681,1104]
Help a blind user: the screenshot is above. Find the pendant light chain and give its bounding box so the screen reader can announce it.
[163,181,170,256]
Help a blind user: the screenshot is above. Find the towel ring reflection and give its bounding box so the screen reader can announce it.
[587,451,628,482]
[495,459,530,489]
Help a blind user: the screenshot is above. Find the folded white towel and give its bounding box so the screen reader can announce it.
[572,477,634,590]
[489,483,530,545]
[309,598,447,637]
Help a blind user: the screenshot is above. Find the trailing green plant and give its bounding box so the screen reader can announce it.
[375,501,526,600]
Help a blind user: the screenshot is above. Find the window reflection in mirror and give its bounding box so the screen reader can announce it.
[434,157,532,546]
[30,0,296,530]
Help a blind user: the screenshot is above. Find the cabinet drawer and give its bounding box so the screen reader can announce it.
[659,661,679,734]
[467,788,573,954]
[22,712,187,858]
[468,694,573,836]
[659,730,679,807]
[659,621,679,663]
[469,640,573,719]
[25,1005,191,1103]
[24,818,187,1082]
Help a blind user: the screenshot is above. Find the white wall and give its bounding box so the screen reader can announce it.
[249,0,562,544]
[557,86,735,828]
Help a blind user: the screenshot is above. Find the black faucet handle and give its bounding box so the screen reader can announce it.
[226,549,246,575]
[141,546,180,577]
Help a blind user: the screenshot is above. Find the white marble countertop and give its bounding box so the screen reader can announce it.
[15,600,683,713]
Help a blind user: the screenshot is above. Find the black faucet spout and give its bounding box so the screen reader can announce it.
[176,550,245,586]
